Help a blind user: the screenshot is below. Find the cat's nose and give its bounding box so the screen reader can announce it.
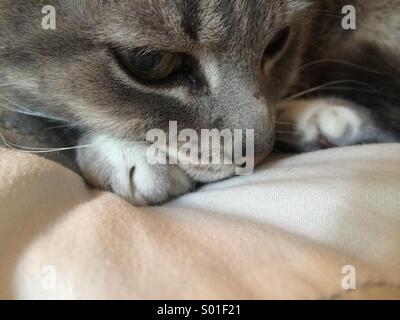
[210,77,275,161]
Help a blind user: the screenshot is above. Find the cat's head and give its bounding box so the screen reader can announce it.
[1,0,312,180]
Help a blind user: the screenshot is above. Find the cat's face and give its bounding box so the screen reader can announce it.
[1,0,312,156]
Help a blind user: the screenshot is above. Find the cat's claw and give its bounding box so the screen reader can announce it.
[76,135,193,206]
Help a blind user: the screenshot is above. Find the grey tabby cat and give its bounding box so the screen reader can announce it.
[0,0,399,205]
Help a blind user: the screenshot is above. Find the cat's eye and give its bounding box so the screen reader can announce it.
[263,27,291,59]
[117,50,183,81]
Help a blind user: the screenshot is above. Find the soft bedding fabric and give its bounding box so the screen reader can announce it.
[0,144,399,299]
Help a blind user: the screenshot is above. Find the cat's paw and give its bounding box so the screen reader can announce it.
[276,98,366,151]
[76,135,193,206]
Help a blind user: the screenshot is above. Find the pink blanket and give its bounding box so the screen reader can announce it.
[0,145,399,299]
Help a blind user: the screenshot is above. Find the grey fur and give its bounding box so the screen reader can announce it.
[0,0,399,203]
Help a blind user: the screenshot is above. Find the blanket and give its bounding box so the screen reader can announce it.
[0,144,399,299]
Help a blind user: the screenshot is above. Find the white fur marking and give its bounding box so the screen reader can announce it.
[76,135,192,205]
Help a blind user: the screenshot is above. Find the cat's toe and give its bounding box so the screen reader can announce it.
[276,98,363,152]
[305,105,362,149]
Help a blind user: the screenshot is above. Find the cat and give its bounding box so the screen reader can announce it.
[0,0,399,205]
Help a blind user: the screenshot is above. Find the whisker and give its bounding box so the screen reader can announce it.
[275,131,301,136]
[0,130,94,154]
[299,58,387,75]
[0,82,27,88]
[275,120,296,125]
[43,120,83,136]
[0,95,60,119]
[313,86,379,93]
[284,80,377,102]
[44,124,73,131]
[1,127,150,155]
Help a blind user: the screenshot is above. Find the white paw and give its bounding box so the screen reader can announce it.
[276,98,364,150]
[76,135,193,206]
